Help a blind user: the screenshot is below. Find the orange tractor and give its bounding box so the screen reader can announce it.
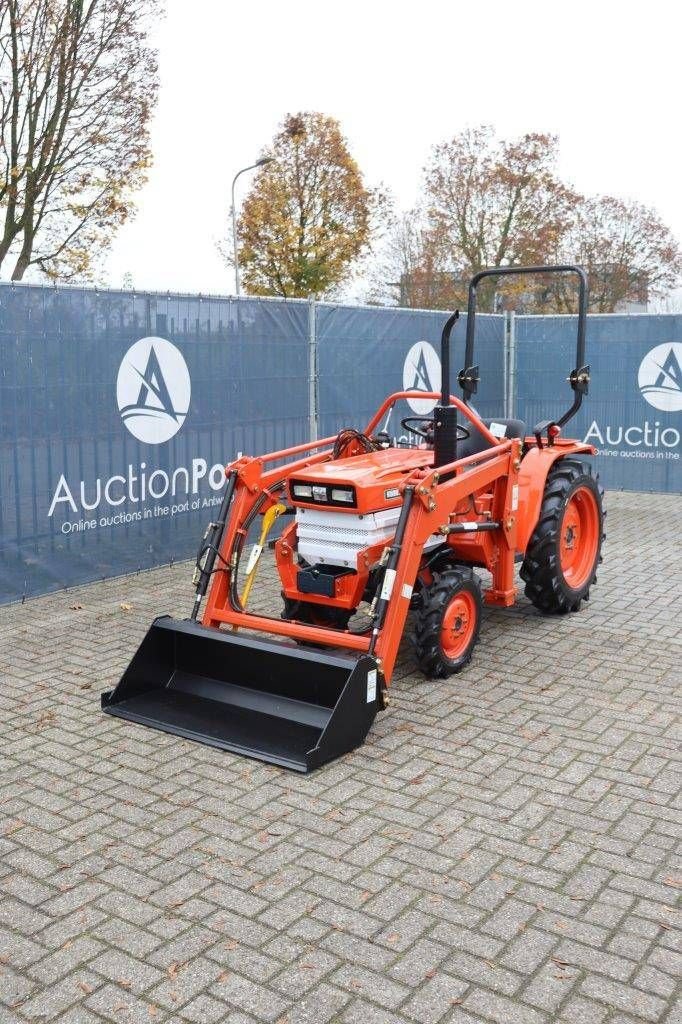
[102,266,605,771]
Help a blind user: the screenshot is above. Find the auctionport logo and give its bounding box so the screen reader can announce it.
[403,341,441,414]
[116,337,191,444]
[638,342,682,412]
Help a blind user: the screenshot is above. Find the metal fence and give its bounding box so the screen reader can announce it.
[315,303,505,438]
[1,282,680,603]
[512,313,682,492]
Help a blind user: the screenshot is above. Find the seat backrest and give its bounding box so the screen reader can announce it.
[486,417,526,440]
[457,417,527,460]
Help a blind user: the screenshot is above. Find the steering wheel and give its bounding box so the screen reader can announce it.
[400,416,471,441]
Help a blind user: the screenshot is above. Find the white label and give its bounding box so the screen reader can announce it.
[463,522,477,531]
[380,568,396,601]
[366,669,377,703]
[489,421,507,438]
[401,583,413,600]
[511,484,519,511]
[245,543,263,575]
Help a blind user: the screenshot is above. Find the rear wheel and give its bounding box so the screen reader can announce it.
[520,459,605,614]
[413,568,482,678]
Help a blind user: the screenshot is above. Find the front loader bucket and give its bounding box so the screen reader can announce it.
[101,616,380,772]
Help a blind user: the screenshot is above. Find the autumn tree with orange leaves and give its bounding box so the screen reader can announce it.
[374,127,578,310]
[374,126,680,312]
[234,112,379,298]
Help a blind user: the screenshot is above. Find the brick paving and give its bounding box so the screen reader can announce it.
[1,489,680,1024]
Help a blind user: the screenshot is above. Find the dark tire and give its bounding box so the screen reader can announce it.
[413,567,482,679]
[411,546,462,610]
[425,546,461,577]
[520,458,605,614]
[281,597,352,631]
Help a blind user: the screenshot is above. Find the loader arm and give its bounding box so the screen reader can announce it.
[101,263,602,774]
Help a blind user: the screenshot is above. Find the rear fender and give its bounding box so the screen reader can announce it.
[516,441,596,553]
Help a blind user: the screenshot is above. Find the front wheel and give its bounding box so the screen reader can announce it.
[520,459,605,614]
[413,568,482,678]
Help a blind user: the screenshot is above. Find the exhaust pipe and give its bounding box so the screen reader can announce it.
[102,617,379,772]
[433,309,459,468]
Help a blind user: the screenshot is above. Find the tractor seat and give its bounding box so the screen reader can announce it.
[458,417,526,460]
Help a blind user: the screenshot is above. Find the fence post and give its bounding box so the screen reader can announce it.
[308,298,318,441]
[507,310,517,417]
[502,311,509,418]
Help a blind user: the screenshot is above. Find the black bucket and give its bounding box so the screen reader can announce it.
[101,616,380,772]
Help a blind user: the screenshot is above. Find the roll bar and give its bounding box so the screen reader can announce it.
[460,264,590,431]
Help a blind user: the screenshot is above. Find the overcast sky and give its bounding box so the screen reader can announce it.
[105,0,680,301]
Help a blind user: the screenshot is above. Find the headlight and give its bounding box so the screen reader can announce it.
[290,480,357,507]
[331,487,354,503]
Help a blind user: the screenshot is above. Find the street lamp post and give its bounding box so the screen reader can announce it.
[231,157,274,296]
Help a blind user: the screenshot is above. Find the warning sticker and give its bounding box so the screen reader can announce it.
[367,669,377,703]
[245,543,263,575]
[380,568,396,601]
[511,484,519,511]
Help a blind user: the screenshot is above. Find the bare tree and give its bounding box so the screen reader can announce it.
[423,127,578,306]
[367,203,465,309]
[371,126,681,313]
[550,195,682,312]
[0,0,159,281]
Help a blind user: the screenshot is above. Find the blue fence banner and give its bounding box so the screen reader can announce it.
[513,314,682,492]
[0,285,309,603]
[316,304,505,439]
[1,283,681,604]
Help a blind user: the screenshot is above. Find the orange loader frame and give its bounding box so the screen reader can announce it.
[199,392,593,688]
[102,264,601,773]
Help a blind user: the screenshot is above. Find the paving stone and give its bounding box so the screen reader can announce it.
[557,994,609,1024]
[27,935,106,985]
[88,948,165,995]
[499,927,558,973]
[554,937,635,983]
[389,937,449,986]
[341,999,412,1024]
[1,492,680,1024]
[633,964,679,1000]
[0,964,39,1007]
[16,970,103,1020]
[465,986,548,1024]
[177,992,230,1023]
[286,982,350,1023]
[402,971,469,1022]
[83,983,166,1024]
[442,950,522,996]
[331,963,409,1009]
[209,973,289,1021]
[581,975,668,1022]
[481,897,536,940]
[522,960,579,1013]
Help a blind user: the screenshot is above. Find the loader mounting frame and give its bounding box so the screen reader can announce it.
[102,264,597,772]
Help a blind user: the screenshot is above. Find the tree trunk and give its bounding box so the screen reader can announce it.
[11,233,33,280]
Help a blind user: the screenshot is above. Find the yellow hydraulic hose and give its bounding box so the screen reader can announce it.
[239,502,287,609]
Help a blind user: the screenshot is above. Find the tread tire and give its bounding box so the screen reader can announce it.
[520,458,605,614]
[413,567,482,679]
